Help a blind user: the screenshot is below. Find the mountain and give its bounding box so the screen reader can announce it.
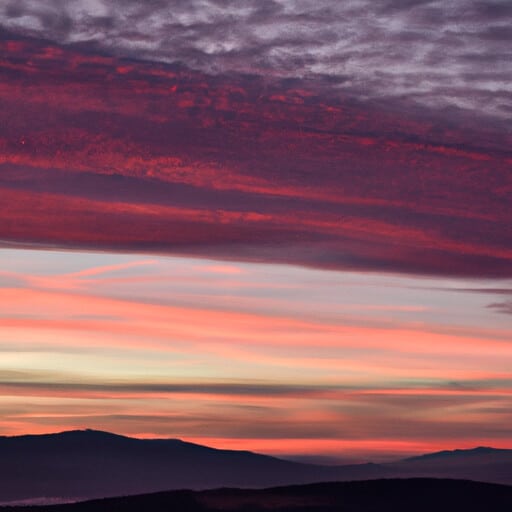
[2,479,512,512]
[0,429,511,505]
[403,446,509,462]
[0,429,391,504]
[389,446,512,485]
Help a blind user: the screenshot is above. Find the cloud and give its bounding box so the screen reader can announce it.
[2,285,512,386]
[488,301,512,315]
[424,286,512,296]
[0,23,510,278]
[2,375,512,449]
[0,0,511,121]
[0,371,353,398]
[1,268,511,455]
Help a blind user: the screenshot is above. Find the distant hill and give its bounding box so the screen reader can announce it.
[2,479,512,512]
[404,446,509,462]
[390,446,512,485]
[0,429,390,504]
[0,429,511,504]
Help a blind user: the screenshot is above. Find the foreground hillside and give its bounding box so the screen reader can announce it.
[2,479,512,512]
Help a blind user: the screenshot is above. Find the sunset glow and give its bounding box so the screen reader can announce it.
[0,0,511,466]
[1,249,510,461]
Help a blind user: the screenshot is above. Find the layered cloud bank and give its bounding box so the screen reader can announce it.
[0,30,511,277]
[1,250,511,460]
[2,0,512,121]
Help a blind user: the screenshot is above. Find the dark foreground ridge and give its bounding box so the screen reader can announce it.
[2,479,512,512]
[1,429,511,504]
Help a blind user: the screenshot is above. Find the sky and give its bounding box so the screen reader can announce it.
[0,0,511,463]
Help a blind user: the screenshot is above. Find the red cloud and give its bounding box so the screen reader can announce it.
[0,34,511,277]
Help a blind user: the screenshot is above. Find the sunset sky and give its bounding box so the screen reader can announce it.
[0,0,511,463]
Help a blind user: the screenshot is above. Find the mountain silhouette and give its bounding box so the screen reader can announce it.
[389,445,512,485]
[403,446,506,461]
[0,429,510,504]
[0,429,389,503]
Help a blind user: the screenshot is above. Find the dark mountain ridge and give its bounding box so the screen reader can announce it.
[403,445,507,462]
[0,429,390,504]
[0,429,510,504]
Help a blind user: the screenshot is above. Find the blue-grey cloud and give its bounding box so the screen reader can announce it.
[1,0,511,122]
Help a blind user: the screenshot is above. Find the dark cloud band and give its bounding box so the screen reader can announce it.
[0,29,510,277]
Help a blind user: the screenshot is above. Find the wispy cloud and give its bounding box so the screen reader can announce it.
[1,249,511,458]
[488,301,512,315]
[2,371,511,459]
